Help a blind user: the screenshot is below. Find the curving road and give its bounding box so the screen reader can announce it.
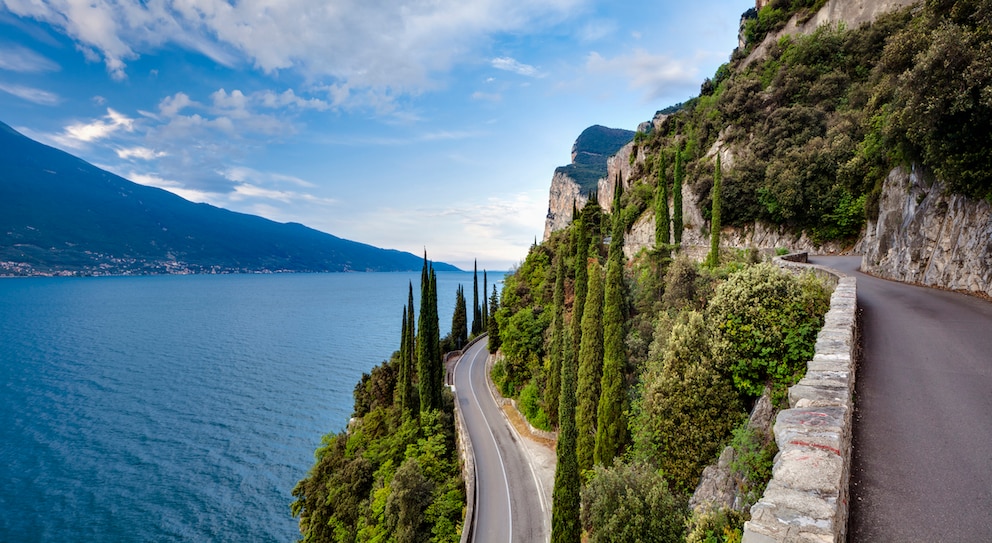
[812,256,992,542]
[452,339,549,543]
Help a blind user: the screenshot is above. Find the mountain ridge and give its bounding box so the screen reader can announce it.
[0,121,458,276]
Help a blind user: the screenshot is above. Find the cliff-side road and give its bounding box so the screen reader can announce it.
[453,340,549,543]
[812,256,992,541]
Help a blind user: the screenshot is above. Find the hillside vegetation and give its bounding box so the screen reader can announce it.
[620,0,992,246]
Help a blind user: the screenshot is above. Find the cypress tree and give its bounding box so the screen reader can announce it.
[399,282,417,416]
[707,154,722,268]
[550,326,579,543]
[486,285,501,353]
[418,254,442,413]
[471,261,482,335]
[655,153,671,248]
[452,284,468,350]
[595,205,628,466]
[575,258,604,472]
[570,220,588,365]
[545,250,566,428]
[481,270,488,329]
[673,148,684,245]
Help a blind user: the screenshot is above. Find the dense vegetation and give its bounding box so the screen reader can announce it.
[292,256,489,543]
[494,197,830,540]
[624,0,992,248]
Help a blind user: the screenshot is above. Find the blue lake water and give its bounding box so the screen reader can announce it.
[0,271,501,542]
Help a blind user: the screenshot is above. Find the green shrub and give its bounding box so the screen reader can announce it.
[686,507,747,543]
[708,264,830,398]
[518,380,551,431]
[580,460,688,543]
[729,423,777,509]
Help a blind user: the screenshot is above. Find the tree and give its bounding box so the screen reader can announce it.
[655,153,671,248]
[418,253,442,413]
[399,298,416,416]
[545,251,566,428]
[482,270,489,330]
[576,258,604,472]
[487,285,501,354]
[707,154,722,268]
[451,284,468,350]
[551,325,580,543]
[570,219,589,376]
[673,148,684,245]
[386,458,434,543]
[472,261,482,335]
[595,207,627,466]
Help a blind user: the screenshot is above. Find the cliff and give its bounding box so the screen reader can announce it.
[543,125,633,240]
[859,166,992,297]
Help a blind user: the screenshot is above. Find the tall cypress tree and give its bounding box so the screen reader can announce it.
[575,259,604,472]
[707,154,722,268]
[545,250,566,428]
[481,270,488,329]
[418,254,442,413]
[471,261,482,335]
[570,219,588,368]
[673,148,685,245]
[655,153,670,247]
[399,282,417,416]
[452,284,468,349]
[486,285,501,353]
[550,326,579,543]
[595,203,628,466]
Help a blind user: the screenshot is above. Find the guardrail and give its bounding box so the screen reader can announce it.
[742,254,859,543]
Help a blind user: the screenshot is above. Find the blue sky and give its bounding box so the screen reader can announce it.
[0,0,749,270]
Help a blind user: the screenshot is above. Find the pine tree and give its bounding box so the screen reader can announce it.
[545,250,566,428]
[486,285,501,353]
[452,284,468,350]
[673,148,684,245]
[471,261,482,335]
[418,254,442,413]
[575,258,604,472]
[707,154,722,268]
[595,202,628,466]
[550,326,580,543]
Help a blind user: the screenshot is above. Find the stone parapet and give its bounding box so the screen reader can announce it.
[742,257,858,543]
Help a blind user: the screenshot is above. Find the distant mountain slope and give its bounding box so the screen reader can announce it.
[0,121,457,275]
[554,125,635,193]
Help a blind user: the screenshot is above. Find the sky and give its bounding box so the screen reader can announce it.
[0,0,750,271]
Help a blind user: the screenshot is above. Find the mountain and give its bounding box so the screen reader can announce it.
[554,125,635,194]
[0,122,458,276]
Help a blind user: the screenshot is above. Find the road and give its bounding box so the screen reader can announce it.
[811,256,992,542]
[452,339,550,543]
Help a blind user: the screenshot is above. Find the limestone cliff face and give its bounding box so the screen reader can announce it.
[859,166,992,297]
[543,170,588,240]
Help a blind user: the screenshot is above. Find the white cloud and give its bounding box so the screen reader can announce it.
[63,108,135,143]
[0,82,60,105]
[1,0,583,103]
[585,49,698,101]
[158,92,194,117]
[491,56,541,77]
[0,44,60,72]
[116,146,166,160]
[127,171,220,203]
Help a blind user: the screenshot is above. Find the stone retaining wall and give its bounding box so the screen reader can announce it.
[742,254,858,543]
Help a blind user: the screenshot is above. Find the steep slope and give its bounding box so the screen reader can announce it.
[0,122,457,275]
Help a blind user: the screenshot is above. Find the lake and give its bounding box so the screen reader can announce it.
[0,270,502,542]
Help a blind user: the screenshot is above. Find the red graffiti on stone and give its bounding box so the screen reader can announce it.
[790,440,841,456]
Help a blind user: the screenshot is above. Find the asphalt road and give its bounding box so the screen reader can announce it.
[453,340,549,543]
[811,256,992,542]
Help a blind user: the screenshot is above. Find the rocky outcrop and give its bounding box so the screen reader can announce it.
[859,166,992,297]
[543,171,588,240]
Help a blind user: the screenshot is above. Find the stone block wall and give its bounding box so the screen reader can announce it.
[742,255,858,543]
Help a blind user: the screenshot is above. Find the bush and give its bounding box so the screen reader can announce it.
[581,460,688,543]
[707,264,830,398]
[729,423,777,509]
[518,380,551,431]
[686,507,747,543]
